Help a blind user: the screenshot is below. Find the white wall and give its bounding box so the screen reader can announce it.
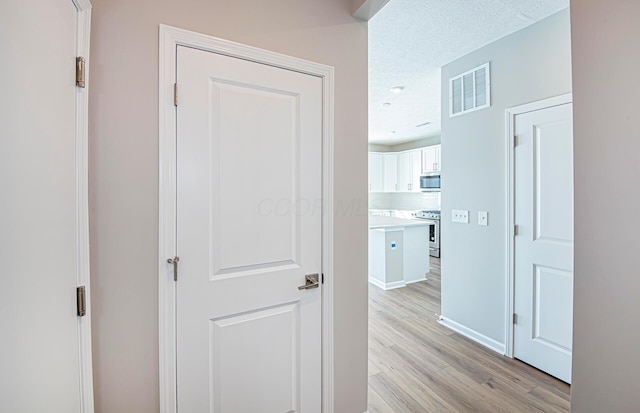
[571,1,640,411]
[440,10,572,344]
[88,0,368,411]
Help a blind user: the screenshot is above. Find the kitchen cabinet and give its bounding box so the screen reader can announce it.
[369,216,432,289]
[421,144,441,173]
[410,150,422,192]
[397,150,422,192]
[397,152,412,192]
[368,145,439,193]
[383,153,398,192]
[368,152,384,192]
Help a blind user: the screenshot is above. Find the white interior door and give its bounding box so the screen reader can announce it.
[176,45,322,412]
[514,102,574,383]
[0,0,88,411]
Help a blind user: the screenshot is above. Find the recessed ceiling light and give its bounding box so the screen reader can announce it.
[391,86,405,94]
[382,102,391,107]
[416,122,432,127]
[388,131,396,135]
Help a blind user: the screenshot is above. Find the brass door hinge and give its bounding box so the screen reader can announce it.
[76,57,86,88]
[513,313,518,324]
[77,286,86,317]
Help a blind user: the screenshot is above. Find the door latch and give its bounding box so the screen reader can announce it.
[298,273,319,290]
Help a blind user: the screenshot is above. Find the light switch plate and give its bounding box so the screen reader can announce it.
[478,211,488,226]
[452,209,469,223]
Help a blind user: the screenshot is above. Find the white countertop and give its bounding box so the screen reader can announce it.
[369,216,435,230]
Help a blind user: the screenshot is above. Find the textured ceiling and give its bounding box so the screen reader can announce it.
[369,0,569,145]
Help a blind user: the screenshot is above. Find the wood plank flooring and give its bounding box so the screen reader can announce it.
[368,258,570,413]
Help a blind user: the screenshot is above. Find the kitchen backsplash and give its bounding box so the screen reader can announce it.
[369,192,441,211]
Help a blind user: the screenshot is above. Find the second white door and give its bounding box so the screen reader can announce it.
[514,102,574,383]
[175,45,323,412]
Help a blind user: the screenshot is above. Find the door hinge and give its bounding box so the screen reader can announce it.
[514,224,519,236]
[76,56,86,88]
[513,313,518,325]
[173,83,178,107]
[513,135,517,147]
[77,286,86,317]
[167,256,180,281]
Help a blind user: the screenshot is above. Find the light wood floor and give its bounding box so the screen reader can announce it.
[368,258,570,413]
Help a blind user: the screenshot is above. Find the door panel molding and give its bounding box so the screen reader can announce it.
[504,93,572,358]
[158,25,335,413]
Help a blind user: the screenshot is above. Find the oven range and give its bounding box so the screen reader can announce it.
[412,210,441,258]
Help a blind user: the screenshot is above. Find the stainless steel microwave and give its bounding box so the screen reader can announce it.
[420,173,441,192]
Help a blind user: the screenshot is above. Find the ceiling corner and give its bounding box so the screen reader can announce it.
[353,0,391,21]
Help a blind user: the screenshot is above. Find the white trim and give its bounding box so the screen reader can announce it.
[405,278,428,285]
[158,25,335,413]
[504,93,572,358]
[72,0,94,412]
[438,316,506,355]
[368,278,406,291]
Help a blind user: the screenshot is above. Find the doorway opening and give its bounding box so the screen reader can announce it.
[366,1,573,411]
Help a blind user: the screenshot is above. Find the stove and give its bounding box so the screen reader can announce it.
[413,210,441,258]
[414,209,441,220]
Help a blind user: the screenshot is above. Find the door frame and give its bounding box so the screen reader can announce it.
[73,0,95,411]
[503,93,572,357]
[157,25,335,413]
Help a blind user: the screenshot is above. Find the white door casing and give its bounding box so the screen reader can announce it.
[158,26,335,413]
[0,0,93,411]
[510,99,574,383]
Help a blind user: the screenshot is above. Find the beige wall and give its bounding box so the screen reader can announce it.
[88,1,368,412]
[571,1,640,411]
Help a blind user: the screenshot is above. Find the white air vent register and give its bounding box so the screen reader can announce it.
[449,62,491,117]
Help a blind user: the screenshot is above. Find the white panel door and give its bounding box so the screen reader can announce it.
[0,0,84,411]
[514,103,574,383]
[176,45,322,412]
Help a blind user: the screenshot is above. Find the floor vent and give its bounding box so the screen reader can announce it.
[449,62,491,117]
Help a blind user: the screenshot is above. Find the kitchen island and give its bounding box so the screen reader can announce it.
[369,216,435,290]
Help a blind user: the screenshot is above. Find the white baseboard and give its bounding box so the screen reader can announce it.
[438,316,506,355]
[368,277,405,290]
[405,277,428,285]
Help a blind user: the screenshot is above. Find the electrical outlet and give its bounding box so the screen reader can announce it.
[478,211,488,226]
[452,209,469,223]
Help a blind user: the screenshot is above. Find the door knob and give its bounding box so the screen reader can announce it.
[298,273,320,290]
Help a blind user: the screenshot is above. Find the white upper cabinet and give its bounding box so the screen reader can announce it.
[397,152,412,192]
[368,152,384,192]
[421,144,441,173]
[383,153,398,192]
[397,149,423,192]
[410,150,422,192]
[368,145,440,193]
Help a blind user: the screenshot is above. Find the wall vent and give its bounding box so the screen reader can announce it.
[449,62,491,117]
